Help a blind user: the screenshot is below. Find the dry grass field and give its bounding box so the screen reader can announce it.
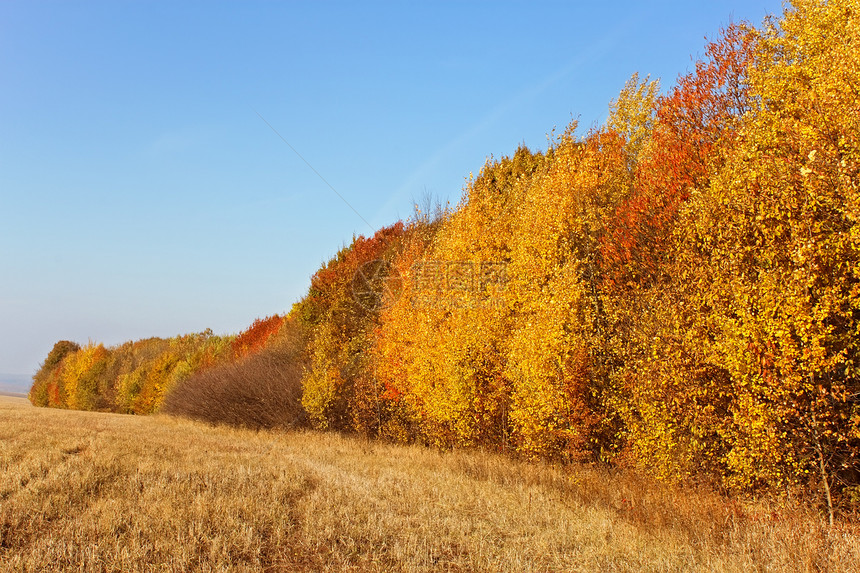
[1,395,857,572]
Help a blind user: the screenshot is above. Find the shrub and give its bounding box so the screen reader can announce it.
[162,347,307,430]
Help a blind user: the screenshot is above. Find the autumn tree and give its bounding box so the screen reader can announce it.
[685,0,860,519]
[599,24,759,482]
[297,222,407,433]
[29,340,81,407]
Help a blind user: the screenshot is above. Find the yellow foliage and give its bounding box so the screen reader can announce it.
[60,343,108,411]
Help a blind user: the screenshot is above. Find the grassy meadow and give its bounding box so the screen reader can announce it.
[0,395,857,572]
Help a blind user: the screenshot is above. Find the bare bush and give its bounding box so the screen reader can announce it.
[162,348,307,430]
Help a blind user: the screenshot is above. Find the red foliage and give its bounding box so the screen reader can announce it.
[601,25,757,287]
[47,366,62,407]
[232,315,287,360]
[301,221,406,327]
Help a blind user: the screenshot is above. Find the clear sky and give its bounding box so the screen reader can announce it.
[0,0,784,377]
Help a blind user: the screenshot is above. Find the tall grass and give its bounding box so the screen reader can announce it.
[1,395,857,572]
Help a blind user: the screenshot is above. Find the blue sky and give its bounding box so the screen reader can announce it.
[0,0,784,377]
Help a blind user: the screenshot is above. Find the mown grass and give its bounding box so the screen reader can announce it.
[1,395,857,572]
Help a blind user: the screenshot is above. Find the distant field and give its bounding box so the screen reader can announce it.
[0,392,26,399]
[0,373,30,397]
[1,396,857,572]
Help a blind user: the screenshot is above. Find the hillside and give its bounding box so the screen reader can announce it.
[28,0,860,518]
[1,395,857,572]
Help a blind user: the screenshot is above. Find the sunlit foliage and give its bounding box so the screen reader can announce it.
[232,315,287,360]
[30,0,860,516]
[295,222,407,432]
[30,331,233,414]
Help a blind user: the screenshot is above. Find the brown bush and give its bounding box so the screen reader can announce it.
[162,348,307,430]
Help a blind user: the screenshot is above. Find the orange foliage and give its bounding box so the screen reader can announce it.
[232,315,286,360]
[29,1,860,517]
[601,24,757,288]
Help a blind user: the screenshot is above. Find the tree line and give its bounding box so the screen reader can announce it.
[31,0,860,518]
